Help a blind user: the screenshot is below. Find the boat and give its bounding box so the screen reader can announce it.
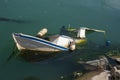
[12,33,74,52]
[12,26,105,52]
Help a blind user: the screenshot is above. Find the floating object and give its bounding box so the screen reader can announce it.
[66,26,105,38]
[36,28,47,37]
[105,40,111,46]
[12,27,105,53]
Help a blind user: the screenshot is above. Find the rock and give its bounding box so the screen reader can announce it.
[91,70,111,80]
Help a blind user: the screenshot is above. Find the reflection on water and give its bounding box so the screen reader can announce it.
[14,41,120,63]
[19,50,61,62]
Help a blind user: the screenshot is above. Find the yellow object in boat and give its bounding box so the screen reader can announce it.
[75,39,87,44]
[67,28,76,31]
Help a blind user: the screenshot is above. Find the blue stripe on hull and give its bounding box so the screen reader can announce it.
[14,33,69,51]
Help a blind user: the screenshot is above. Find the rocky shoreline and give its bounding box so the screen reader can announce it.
[59,57,117,80]
[74,56,120,80]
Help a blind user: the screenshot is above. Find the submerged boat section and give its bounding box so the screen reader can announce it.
[12,26,105,53]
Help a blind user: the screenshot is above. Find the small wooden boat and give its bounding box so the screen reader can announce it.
[12,33,75,52]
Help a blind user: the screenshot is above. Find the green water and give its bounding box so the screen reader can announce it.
[0,0,120,80]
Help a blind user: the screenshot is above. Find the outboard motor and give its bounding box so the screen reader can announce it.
[36,28,47,37]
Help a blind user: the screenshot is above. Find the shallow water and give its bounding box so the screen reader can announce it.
[0,0,120,80]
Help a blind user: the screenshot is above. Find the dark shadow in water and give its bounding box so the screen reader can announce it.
[18,50,63,62]
[24,76,40,80]
[105,54,119,66]
[15,43,111,63]
[0,17,30,23]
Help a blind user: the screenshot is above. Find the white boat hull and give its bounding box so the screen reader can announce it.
[12,33,69,52]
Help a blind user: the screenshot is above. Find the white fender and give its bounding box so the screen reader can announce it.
[37,28,47,37]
